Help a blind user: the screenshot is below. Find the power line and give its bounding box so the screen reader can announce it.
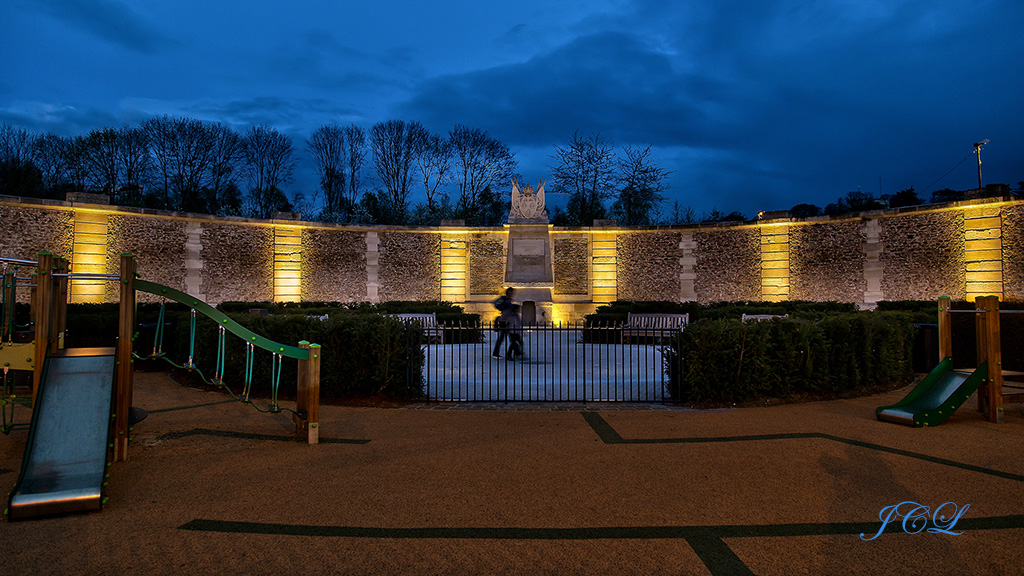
[920,150,975,196]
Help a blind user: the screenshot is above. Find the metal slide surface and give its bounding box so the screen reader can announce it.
[7,348,115,520]
[876,358,986,427]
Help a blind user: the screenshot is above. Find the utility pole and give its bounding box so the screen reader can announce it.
[973,139,989,191]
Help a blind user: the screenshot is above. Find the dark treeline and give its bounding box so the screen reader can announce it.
[0,120,676,226]
[3,120,1019,226]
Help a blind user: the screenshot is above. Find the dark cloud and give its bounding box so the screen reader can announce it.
[26,0,173,54]
[395,1,1024,215]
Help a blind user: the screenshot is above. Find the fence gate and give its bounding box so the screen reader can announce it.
[406,323,682,403]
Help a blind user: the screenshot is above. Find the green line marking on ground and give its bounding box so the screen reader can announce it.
[147,400,238,414]
[582,413,1024,483]
[156,428,369,445]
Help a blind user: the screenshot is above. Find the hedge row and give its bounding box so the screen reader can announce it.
[669,312,916,404]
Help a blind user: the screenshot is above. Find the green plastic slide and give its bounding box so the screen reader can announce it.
[876,358,986,427]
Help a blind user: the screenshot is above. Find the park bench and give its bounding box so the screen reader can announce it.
[392,313,443,344]
[741,314,789,322]
[621,312,689,344]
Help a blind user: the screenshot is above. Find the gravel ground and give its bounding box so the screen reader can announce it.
[3,371,1024,575]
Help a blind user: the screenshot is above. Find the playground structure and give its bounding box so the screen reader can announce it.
[877,295,1023,426]
[3,251,320,520]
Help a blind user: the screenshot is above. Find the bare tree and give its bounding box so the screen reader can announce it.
[142,116,218,211]
[449,124,517,219]
[83,127,122,194]
[549,131,616,225]
[32,133,75,195]
[0,123,35,163]
[142,116,177,208]
[116,126,151,205]
[342,124,366,211]
[244,125,295,218]
[369,119,418,222]
[611,144,670,225]
[206,124,243,215]
[411,125,452,211]
[307,124,346,215]
[0,123,41,197]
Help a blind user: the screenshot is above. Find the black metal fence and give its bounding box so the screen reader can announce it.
[403,321,683,403]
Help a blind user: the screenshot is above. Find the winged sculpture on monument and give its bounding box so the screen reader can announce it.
[509,178,548,221]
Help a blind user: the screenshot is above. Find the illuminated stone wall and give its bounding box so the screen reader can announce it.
[0,201,73,261]
[200,222,275,303]
[789,220,866,302]
[377,231,440,301]
[693,227,761,302]
[3,196,1024,308]
[468,233,506,297]
[617,231,683,301]
[107,213,189,303]
[1003,203,1024,302]
[301,228,367,302]
[879,210,965,300]
[552,235,588,296]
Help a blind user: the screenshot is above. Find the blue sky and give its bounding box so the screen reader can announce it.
[2,0,1022,218]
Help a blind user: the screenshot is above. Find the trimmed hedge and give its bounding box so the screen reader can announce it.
[669,312,915,404]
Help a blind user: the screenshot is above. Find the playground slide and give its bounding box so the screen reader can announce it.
[876,358,987,427]
[7,348,116,520]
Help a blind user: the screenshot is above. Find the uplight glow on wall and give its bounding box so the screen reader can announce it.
[274,226,302,303]
[963,205,1003,301]
[71,209,108,303]
[591,231,616,303]
[440,234,468,302]
[760,224,790,302]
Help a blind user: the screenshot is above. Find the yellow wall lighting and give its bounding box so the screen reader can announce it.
[71,210,108,303]
[440,234,468,302]
[963,205,1003,301]
[760,224,790,302]
[591,231,617,302]
[274,226,302,303]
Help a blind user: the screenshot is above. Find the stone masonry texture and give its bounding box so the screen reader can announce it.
[107,214,188,303]
[0,203,73,261]
[1003,203,1024,302]
[200,222,275,303]
[789,220,866,302]
[378,231,440,301]
[552,236,588,296]
[694,226,761,302]
[880,210,965,300]
[617,231,683,301]
[301,228,367,302]
[469,234,506,296]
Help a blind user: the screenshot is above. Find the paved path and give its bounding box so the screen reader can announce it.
[3,371,1024,575]
[423,329,668,401]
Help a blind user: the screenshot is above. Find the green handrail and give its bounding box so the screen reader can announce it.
[134,280,310,360]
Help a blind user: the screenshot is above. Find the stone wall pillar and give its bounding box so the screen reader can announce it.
[863,218,884,308]
[365,231,379,302]
[679,231,696,301]
[184,221,204,301]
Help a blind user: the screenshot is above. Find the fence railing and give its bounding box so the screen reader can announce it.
[404,321,683,403]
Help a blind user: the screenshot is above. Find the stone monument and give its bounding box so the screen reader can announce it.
[505,178,553,324]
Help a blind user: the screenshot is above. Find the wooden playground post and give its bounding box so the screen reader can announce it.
[295,341,321,444]
[54,256,69,351]
[937,296,952,362]
[975,295,1003,423]
[2,268,15,343]
[114,253,137,461]
[31,251,54,406]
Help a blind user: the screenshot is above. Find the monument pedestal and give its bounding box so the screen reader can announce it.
[505,219,554,325]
